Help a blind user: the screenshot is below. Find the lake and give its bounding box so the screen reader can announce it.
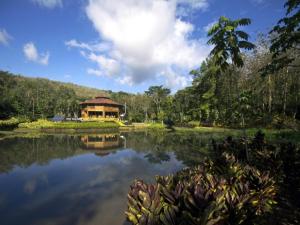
[0,131,218,225]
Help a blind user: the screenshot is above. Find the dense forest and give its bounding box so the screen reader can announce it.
[0,71,108,119]
[0,0,299,129]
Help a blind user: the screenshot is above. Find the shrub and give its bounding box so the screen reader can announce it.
[125,132,296,225]
[18,119,53,129]
[0,117,21,130]
[18,120,119,129]
[187,120,200,127]
[147,123,165,129]
[163,118,175,129]
[175,121,199,128]
[126,153,276,225]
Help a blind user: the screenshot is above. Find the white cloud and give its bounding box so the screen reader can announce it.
[81,51,120,76]
[68,0,210,90]
[65,39,111,52]
[162,67,193,90]
[31,0,63,8]
[23,42,50,65]
[87,68,102,76]
[176,0,209,17]
[88,53,120,76]
[0,29,12,46]
[177,0,209,10]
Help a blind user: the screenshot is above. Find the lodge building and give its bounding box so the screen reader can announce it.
[80,96,123,120]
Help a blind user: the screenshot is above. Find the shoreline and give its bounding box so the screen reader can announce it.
[0,126,298,143]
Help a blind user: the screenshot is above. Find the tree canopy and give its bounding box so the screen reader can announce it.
[207,16,255,71]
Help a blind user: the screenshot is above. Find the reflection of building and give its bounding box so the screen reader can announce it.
[80,96,123,121]
[81,134,122,156]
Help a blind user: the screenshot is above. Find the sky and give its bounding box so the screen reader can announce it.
[0,0,285,93]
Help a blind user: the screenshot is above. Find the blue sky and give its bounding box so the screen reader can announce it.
[0,0,285,93]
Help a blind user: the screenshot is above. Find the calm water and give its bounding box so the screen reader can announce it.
[0,131,216,225]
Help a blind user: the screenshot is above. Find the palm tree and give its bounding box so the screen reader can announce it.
[207,16,255,71]
[207,17,255,160]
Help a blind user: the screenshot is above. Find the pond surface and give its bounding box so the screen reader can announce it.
[0,131,218,225]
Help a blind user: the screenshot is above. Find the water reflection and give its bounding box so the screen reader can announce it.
[0,131,217,225]
[81,134,124,156]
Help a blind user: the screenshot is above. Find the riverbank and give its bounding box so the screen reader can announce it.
[1,125,299,143]
[0,119,299,142]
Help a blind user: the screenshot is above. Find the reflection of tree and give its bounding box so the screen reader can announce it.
[144,146,170,164]
[0,131,227,173]
[123,131,224,166]
[0,135,85,173]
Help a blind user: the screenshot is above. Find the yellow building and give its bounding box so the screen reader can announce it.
[80,96,122,120]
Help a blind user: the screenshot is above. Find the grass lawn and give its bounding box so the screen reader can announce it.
[175,126,300,142]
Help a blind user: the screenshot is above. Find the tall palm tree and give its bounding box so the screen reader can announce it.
[207,16,255,71]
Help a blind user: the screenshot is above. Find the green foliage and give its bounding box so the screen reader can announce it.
[126,153,276,225]
[0,71,81,119]
[207,16,255,71]
[145,86,171,121]
[18,119,54,129]
[111,92,153,122]
[187,121,200,128]
[126,131,300,224]
[18,120,119,129]
[147,122,166,130]
[264,0,300,73]
[0,117,21,130]
[181,33,300,128]
[163,118,175,129]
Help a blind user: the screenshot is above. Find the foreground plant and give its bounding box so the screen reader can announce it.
[126,153,276,225]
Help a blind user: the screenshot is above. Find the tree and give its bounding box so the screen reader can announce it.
[264,0,300,73]
[207,16,255,71]
[145,86,171,120]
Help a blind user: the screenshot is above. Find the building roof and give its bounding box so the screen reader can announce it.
[80,96,122,106]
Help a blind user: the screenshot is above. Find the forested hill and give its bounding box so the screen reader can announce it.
[0,71,112,119]
[1,71,108,98]
[61,82,107,99]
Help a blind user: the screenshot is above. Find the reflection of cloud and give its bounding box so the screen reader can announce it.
[0,194,6,209]
[4,147,183,225]
[87,166,119,186]
[24,179,37,194]
[23,173,48,194]
[68,151,184,225]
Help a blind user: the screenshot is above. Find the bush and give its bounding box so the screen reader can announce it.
[200,120,213,127]
[187,120,200,127]
[175,121,200,128]
[126,153,276,225]
[147,123,165,129]
[18,119,53,129]
[0,117,21,130]
[163,118,174,129]
[125,132,300,225]
[18,119,119,129]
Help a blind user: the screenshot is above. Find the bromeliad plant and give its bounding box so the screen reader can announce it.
[126,153,276,225]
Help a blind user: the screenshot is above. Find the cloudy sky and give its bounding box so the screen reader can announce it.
[0,0,285,93]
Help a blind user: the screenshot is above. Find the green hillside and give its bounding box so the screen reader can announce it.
[0,71,108,99]
[61,82,108,99]
[0,71,111,119]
